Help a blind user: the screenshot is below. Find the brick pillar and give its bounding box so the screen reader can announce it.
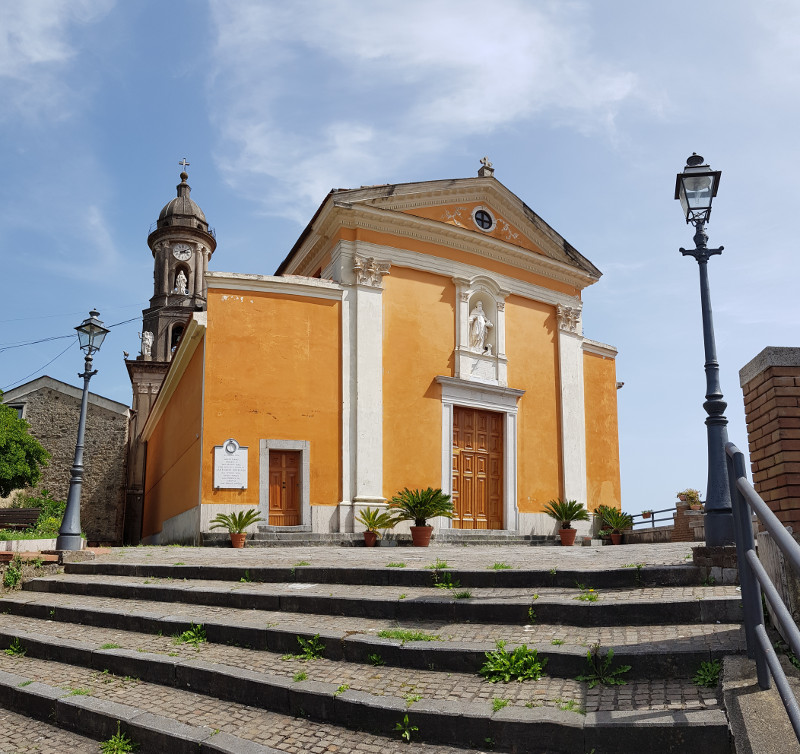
[739,347,800,529]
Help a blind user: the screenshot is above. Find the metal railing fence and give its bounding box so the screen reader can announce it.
[631,506,675,529]
[726,441,800,742]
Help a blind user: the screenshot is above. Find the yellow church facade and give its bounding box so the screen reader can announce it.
[137,165,620,544]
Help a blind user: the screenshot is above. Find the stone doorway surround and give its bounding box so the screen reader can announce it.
[259,439,311,532]
[435,376,524,532]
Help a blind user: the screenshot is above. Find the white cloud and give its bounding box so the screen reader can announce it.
[207,0,639,219]
[0,0,113,120]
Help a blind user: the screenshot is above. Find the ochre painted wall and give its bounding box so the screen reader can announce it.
[333,228,581,298]
[383,267,455,497]
[142,343,204,538]
[202,288,342,507]
[583,351,621,511]
[505,296,563,513]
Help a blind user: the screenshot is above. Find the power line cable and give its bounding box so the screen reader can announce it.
[1,340,78,392]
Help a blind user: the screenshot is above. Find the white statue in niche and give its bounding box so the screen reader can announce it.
[140,331,153,358]
[175,270,188,295]
[468,301,493,353]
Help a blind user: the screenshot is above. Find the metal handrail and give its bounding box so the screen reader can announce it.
[726,441,800,741]
[632,506,675,529]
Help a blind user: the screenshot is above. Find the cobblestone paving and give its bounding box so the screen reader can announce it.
[87,542,696,570]
[0,654,503,753]
[0,590,745,651]
[28,572,742,605]
[0,613,722,713]
[0,707,98,754]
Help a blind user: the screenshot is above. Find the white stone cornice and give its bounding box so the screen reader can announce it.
[141,312,206,442]
[206,272,344,301]
[582,339,618,358]
[327,239,582,310]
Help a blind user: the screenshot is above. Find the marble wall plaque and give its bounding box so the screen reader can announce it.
[213,438,248,489]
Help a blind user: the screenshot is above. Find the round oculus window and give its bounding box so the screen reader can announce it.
[474,209,494,230]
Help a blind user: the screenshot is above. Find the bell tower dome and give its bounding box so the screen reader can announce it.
[141,167,217,362]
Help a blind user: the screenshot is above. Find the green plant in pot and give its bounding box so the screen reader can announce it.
[388,487,453,547]
[355,507,398,547]
[641,509,653,519]
[598,508,633,545]
[542,498,590,546]
[677,488,702,509]
[209,509,264,548]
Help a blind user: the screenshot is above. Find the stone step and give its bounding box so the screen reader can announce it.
[0,705,100,754]
[24,573,744,626]
[0,634,732,753]
[0,597,745,680]
[65,560,704,588]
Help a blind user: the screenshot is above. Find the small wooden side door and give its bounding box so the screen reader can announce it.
[268,450,301,526]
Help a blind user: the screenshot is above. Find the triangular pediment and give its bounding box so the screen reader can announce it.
[324,177,600,279]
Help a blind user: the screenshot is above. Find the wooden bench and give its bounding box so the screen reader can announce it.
[0,508,41,531]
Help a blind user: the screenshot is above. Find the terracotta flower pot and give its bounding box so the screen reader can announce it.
[230,533,247,549]
[558,528,577,546]
[610,533,622,545]
[410,525,433,547]
[642,511,652,519]
[364,531,378,547]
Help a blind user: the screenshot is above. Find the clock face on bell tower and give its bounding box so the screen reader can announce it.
[172,243,192,261]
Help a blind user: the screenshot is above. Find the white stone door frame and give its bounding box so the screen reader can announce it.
[259,439,312,532]
[435,376,524,532]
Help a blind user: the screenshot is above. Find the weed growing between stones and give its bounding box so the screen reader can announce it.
[385,562,406,568]
[100,721,138,753]
[378,629,441,643]
[368,653,385,666]
[702,575,717,586]
[3,555,23,589]
[100,643,121,650]
[549,567,557,576]
[479,641,547,683]
[404,692,422,706]
[399,593,407,599]
[334,684,350,696]
[4,637,25,656]
[453,590,472,599]
[240,570,252,583]
[283,633,325,661]
[774,639,800,671]
[527,606,536,624]
[425,558,450,570]
[576,645,631,688]
[575,588,598,602]
[432,571,460,590]
[551,639,564,646]
[67,688,90,696]
[554,698,585,715]
[489,562,511,570]
[173,623,206,648]
[693,659,721,688]
[394,714,418,743]
[492,697,509,712]
[17,680,32,687]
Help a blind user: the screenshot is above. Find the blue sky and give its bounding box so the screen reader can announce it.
[1,0,798,514]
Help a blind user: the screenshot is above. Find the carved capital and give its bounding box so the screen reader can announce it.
[556,304,581,333]
[353,255,390,287]
[460,292,470,303]
[496,302,505,312]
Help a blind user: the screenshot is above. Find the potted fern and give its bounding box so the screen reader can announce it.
[209,509,264,548]
[387,487,453,547]
[355,507,398,547]
[542,498,590,546]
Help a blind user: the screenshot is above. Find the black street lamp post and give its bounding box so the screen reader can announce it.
[56,310,110,551]
[675,154,735,546]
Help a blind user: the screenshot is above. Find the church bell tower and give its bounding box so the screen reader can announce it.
[123,162,216,544]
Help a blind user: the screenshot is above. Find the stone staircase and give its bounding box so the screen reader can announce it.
[202,530,553,547]
[0,545,745,752]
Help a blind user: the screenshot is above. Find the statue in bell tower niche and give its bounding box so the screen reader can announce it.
[140,331,154,359]
[175,269,188,295]
[468,301,493,353]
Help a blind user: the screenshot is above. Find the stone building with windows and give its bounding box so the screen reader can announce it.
[2,376,129,544]
[126,161,621,544]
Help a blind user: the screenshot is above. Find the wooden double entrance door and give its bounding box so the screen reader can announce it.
[451,407,504,529]
[268,450,301,526]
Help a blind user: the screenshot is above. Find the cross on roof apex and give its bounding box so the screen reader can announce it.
[478,156,495,178]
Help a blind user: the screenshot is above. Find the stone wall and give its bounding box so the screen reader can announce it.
[2,379,128,545]
[740,348,800,529]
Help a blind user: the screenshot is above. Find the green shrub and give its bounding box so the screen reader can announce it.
[479,641,547,683]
